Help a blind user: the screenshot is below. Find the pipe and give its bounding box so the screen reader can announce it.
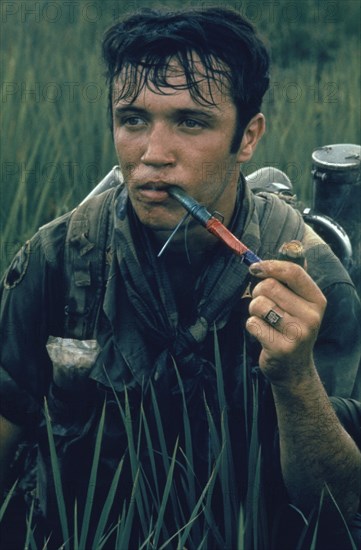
[168,186,261,266]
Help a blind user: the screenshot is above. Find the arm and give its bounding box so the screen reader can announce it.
[0,229,65,498]
[0,415,23,498]
[246,260,361,519]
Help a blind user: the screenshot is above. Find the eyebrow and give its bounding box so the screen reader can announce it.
[114,105,148,117]
[172,108,218,119]
[113,105,219,119]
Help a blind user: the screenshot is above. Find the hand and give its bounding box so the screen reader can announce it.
[246,259,327,388]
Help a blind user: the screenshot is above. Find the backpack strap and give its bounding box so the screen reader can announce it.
[62,187,304,339]
[254,191,305,259]
[63,188,116,339]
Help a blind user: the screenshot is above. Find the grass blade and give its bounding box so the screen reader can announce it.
[309,487,325,550]
[152,437,179,548]
[123,388,149,538]
[177,447,225,549]
[319,484,357,550]
[140,401,161,505]
[0,479,18,522]
[78,401,106,550]
[24,497,36,550]
[238,503,245,550]
[149,381,181,525]
[305,484,355,550]
[118,467,140,549]
[213,327,237,547]
[44,398,70,548]
[173,361,200,540]
[91,457,125,549]
[73,499,79,550]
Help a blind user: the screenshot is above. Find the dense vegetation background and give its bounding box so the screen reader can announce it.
[1,0,360,273]
[0,2,360,546]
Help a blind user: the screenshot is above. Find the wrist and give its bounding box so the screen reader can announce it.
[269,361,321,397]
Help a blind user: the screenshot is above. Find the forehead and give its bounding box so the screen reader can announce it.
[112,56,233,109]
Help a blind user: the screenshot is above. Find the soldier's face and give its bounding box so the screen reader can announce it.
[112,63,261,240]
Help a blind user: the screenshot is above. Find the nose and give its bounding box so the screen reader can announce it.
[140,123,176,166]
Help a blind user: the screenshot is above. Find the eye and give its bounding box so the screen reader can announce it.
[123,116,146,127]
[181,119,204,129]
[115,112,148,129]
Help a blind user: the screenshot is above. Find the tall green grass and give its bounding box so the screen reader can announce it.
[1,0,360,273]
[1,329,357,548]
[248,46,361,203]
[0,2,360,546]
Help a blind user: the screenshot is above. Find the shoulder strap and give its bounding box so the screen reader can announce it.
[253,191,305,259]
[63,188,116,339]
[62,187,305,339]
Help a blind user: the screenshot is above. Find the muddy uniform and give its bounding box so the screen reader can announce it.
[1,182,360,548]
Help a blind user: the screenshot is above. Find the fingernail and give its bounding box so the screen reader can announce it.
[249,264,263,275]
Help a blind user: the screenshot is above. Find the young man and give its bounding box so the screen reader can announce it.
[1,7,360,548]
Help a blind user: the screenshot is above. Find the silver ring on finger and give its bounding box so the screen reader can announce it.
[264,308,283,327]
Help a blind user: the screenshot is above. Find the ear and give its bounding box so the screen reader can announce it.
[236,113,266,163]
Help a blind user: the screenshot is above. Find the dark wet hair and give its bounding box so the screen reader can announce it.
[102,7,270,152]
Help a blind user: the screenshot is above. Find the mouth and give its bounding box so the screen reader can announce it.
[137,182,176,203]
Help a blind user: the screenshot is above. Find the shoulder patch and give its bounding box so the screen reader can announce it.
[4,240,31,289]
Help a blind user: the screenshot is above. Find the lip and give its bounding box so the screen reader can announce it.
[137,182,175,203]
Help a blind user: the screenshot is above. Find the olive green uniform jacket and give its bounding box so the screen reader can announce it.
[1,184,360,548]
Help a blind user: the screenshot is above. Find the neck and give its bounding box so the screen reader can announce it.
[157,235,214,323]
[148,181,244,261]
[152,220,220,266]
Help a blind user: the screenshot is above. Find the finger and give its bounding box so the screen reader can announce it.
[246,310,310,352]
[251,277,320,320]
[252,278,324,336]
[249,296,312,345]
[245,315,299,351]
[249,260,326,306]
[249,295,286,330]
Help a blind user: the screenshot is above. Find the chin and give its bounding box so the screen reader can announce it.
[143,220,178,234]
[134,205,182,232]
